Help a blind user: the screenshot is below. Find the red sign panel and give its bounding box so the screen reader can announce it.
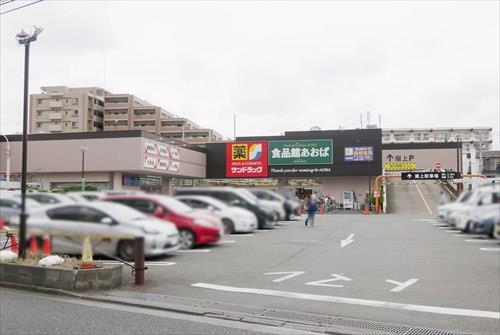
[226,141,268,178]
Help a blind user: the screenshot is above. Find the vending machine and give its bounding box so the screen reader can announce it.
[343,191,354,210]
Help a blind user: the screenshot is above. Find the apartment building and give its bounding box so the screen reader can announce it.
[382,127,493,174]
[30,86,108,133]
[104,94,224,144]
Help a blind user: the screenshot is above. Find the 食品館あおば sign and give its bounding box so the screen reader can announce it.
[268,139,333,165]
[226,142,268,177]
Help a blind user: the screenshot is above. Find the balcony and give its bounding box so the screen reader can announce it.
[132,125,156,133]
[48,101,63,108]
[104,113,128,121]
[49,112,63,120]
[132,113,157,121]
[104,125,129,131]
[105,102,129,109]
[48,124,62,132]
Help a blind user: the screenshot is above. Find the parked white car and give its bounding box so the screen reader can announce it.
[176,195,258,233]
[437,190,473,224]
[236,188,285,221]
[248,189,289,220]
[21,201,180,260]
[11,192,75,205]
[452,185,500,232]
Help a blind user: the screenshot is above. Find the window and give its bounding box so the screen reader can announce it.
[65,99,69,103]
[37,99,42,105]
[37,111,42,117]
[47,206,81,221]
[73,110,78,115]
[72,122,77,127]
[114,199,157,214]
[79,207,108,223]
[37,123,42,128]
[183,199,207,209]
[0,199,19,208]
[466,153,471,159]
[72,98,79,105]
[478,192,500,206]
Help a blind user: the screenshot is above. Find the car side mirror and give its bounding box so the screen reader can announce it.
[153,207,164,217]
[101,217,115,225]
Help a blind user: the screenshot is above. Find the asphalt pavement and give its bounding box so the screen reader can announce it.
[106,213,500,334]
[0,289,310,335]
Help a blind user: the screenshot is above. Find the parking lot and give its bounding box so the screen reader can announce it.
[97,213,499,334]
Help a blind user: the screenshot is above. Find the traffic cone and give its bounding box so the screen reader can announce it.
[10,234,18,253]
[364,204,369,215]
[80,235,96,269]
[0,217,5,230]
[41,235,52,255]
[29,237,39,253]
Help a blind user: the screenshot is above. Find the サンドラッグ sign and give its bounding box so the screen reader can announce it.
[226,142,268,177]
[268,139,333,165]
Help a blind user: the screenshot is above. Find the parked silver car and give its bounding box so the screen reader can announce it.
[21,201,180,260]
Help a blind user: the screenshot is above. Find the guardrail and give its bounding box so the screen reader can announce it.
[0,229,146,285]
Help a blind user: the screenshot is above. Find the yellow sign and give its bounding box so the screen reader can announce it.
[384,162,417,171]
[231,144,248,161]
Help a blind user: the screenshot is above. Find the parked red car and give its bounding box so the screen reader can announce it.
[102,194,222,249]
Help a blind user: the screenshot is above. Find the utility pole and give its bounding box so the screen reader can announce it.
[16,26,43,259]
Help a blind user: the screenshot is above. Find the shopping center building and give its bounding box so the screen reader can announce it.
[1,128,464,206]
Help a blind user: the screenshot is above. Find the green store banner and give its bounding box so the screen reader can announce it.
[268,139,333,165]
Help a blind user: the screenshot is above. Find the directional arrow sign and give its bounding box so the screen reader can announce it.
[407,173,413,179]
[341,234,355,248]
[264,271,305,282]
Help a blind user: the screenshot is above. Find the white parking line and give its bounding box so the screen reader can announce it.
[219,240,236,244]
[177,249,211,253]
[233,234,254,237]
[465,239,497,243]
[258,230,271,232]
[444,230,457,233]
[480,247,500,252]
[102,261,176,266]
[191,283,500,319]
[453,234,465,237]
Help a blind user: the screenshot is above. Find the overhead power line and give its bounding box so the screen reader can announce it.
[0,0,17,6]
[0,0,44,15]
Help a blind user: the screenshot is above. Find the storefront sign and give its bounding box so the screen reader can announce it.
[144,141,181,172]
[226,141,268,177]
[145,142,158,155]
[157,158,169,170]
[344,146,374,162]
[144,156,157,169]
[268,139,333,165]
[157,144,169,157]
[384,162,417,171]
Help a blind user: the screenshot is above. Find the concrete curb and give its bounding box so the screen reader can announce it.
[0,282,397,335]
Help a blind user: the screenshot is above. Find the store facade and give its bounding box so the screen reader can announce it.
[205,129,383,204]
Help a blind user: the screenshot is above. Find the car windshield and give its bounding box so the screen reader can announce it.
[234,189,259,205]
[155,195,194,214]
[457,191,472,203]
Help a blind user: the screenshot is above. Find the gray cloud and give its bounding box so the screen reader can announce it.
[1,1,498,146]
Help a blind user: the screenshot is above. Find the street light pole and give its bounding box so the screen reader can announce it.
[81,146,88,191]
[0,134,10,184]
[16,27,43,259]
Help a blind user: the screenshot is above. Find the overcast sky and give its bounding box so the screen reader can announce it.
[1,1,498,147]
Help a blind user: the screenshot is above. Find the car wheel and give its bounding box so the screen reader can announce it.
[222,218,234,234]
[117,240,135,261]
[489,225,495,238]
[463,221,471,233]
[179,229,195,249]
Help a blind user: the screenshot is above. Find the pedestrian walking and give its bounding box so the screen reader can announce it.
[305,194,318,227]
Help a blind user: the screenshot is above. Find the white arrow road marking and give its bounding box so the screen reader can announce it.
[386,278,419,292]
[177,249,211,253]
[305,274,352,288]
[341,234,355,248]
[191,283,500,319]
[264,271,306,283]
[480,247,500,252]
[102,261,176,266]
